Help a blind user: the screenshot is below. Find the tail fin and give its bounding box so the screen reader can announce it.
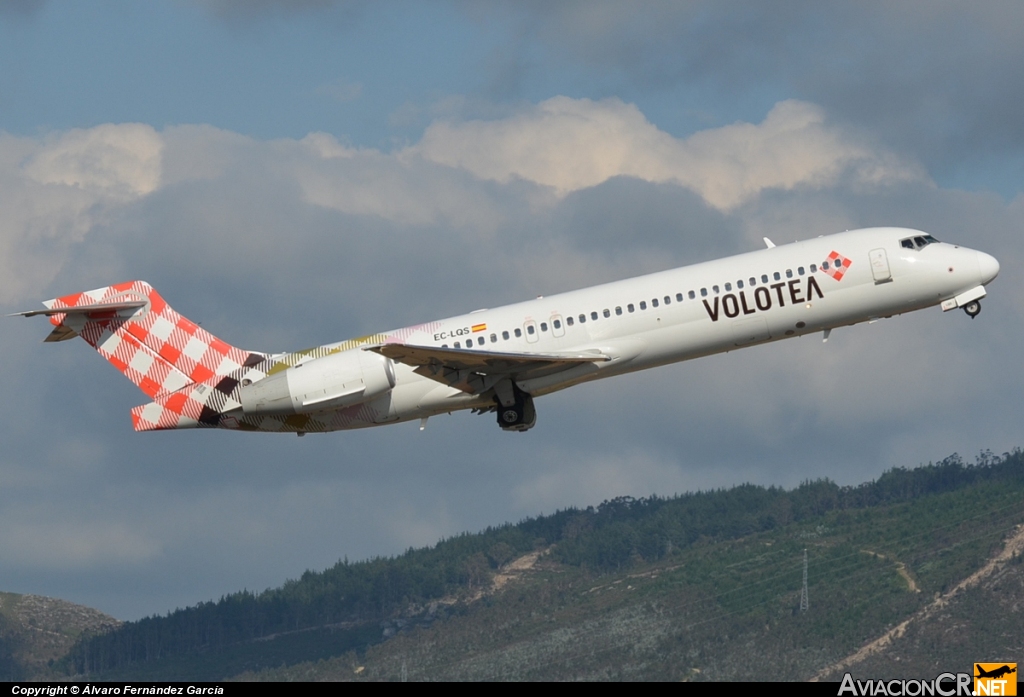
[31,281,255,399]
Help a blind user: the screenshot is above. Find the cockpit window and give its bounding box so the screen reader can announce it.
[901,234,939,251]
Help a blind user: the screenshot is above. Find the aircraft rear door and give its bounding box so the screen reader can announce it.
[869,248,892,284]
[551,314,565,338]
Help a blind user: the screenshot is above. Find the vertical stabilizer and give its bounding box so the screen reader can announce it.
[39,281,256,399]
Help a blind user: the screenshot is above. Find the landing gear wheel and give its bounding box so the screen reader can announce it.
[494,383,537,432]
[499,404,522,425]
[963,300,981,318]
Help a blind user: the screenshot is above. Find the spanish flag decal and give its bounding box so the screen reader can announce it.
[472,323,487,333]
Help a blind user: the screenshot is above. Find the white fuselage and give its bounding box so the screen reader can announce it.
[27,226,997,434]
[308,227,998,429]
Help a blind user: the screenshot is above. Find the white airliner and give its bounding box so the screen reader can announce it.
[14,227,999,434]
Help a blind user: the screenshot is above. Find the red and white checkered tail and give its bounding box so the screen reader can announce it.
[37,281,258,423]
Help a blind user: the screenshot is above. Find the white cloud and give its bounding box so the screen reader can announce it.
[0,125,164,304]
[23,123,163,199]
[410,97,927,210]
[0,99,928,306]
[293,132,509,229]
[160,124,254,185]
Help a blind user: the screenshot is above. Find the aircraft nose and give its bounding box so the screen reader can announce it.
[977,251,1000,284]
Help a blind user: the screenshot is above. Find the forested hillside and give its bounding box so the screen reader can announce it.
[57,449,1024,681]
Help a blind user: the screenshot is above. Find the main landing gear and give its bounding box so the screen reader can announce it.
[494,380,537,432]
[963,300,981,319]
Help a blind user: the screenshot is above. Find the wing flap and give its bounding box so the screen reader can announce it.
[367,343,608,394]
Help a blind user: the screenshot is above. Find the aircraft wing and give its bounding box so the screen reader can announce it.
[368,342,609,394]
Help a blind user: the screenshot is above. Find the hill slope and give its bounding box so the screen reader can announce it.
[0,592,120,680]
[815,521,1024,680]
[239,466,1024,681]
[53,449,1024,681]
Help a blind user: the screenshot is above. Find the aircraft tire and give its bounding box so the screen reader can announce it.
[964,300,981,318]
[499,404,522,425]
[496,384,536,431]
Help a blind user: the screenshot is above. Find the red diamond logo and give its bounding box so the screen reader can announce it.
[823,251,852,281]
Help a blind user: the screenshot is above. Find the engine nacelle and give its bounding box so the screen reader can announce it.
[239,349,396,416]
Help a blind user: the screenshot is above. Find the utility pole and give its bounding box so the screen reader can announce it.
[800,548,809,612]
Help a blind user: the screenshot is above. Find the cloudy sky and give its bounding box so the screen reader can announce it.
[1,1,1022,621]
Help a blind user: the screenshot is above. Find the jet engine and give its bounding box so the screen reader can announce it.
[239,349,396,416]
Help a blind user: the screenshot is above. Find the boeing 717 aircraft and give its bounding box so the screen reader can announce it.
[14,227,999,434]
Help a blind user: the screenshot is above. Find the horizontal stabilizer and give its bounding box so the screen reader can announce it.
[10,300,147,319]
[12,300,149,342]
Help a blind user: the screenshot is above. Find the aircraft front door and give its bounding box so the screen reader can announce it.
[869,248,892,284]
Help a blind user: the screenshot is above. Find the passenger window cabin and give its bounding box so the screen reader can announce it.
[471,267,842,349]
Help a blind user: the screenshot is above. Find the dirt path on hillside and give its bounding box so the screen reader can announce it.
[491,550,545,592]
[811,522,1024,682]
[860,550,921,593]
